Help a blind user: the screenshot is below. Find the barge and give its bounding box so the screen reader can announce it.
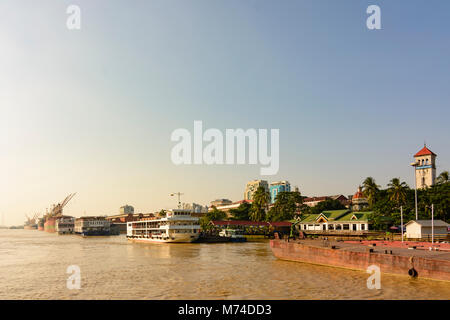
[270,237,450,282]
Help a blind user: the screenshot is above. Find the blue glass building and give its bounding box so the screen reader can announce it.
[269,181,291,204]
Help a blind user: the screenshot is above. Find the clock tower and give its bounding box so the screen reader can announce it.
[412,145,437,189]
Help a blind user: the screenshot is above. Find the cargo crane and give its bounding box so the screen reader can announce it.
[24,213,39,229]
[48,193,76,218]
[43,193,76,233]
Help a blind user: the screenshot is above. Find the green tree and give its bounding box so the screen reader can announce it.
[266,191,303,222]
[199,206,227,232]
[362,177,380,207]
[387,178,408,207]
[207,206,227,221]
[158,209,167,217]
[437,171,449,184]
[250,186,270,221]
[229,202,251,220]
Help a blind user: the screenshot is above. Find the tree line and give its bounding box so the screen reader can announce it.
[362,172,449,229]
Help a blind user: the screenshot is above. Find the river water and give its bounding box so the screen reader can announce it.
[0,230,449,300]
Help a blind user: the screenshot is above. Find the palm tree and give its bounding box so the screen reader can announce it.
[362,177,380,207]
[437,171,449,184]
[387,178,408,207]
[250,187,270,221]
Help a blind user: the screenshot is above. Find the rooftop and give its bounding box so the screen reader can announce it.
[414,145,436,157]
[406,220,449,227]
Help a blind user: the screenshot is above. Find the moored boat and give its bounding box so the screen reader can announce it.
[127,209,200,243]
[56,216,75,234]
[75,216,110,236]
[218,228,247,242]
[44,217,57,233]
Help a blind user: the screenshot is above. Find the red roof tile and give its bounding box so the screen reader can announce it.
[210,220,292,227]
[414,146,436,157]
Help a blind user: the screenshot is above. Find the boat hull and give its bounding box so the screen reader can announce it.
[127,234,199,243]
[75,230,110,237]
[270,239,450,282]
[44,218,56,233]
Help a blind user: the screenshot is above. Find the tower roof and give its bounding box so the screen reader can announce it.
[414,146,436,157]
[353,186,365,199]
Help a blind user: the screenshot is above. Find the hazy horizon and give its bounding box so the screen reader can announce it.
[1,1,449,225]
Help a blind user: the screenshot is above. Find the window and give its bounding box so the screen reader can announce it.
[361,224,365,230]
[343,224,349,230]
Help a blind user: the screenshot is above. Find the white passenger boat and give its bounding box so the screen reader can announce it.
[218,228,247,242]
[126,209,200,243]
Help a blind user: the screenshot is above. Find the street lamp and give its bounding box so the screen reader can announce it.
[410,161,419,220]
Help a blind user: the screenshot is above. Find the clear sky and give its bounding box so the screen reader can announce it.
[1,1,449,225]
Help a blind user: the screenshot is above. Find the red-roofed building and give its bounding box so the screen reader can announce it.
[210,220,292,235]
[414,146,437,157]
[303,195,350,208]
[412,144,437,189]
[351,186,369,211]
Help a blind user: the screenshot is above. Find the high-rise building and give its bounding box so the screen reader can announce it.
[413,145,437,189]
[244,180,269,200]
[269,181,291,203]
[120,205,134,215]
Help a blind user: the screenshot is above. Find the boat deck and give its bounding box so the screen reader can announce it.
[292,239,450,262]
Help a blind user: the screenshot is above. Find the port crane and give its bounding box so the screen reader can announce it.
[170,192,184,209]
[24,213,39,226]
[48,193,77,218]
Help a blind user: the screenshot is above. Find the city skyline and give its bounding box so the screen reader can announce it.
[1,1,449,225]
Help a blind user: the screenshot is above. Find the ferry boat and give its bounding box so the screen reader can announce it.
[56,216,75,234]
[75,216,111,236]
[127,209,200,243]
[218,228,247,242]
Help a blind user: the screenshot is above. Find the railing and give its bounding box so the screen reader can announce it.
[406,234,449,242]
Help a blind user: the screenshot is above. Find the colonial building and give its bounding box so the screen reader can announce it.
[412,145,437,189]
[297,210,370,233]
[244,180,269,200]
[269,181,291,203]
[351,186,369,211]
